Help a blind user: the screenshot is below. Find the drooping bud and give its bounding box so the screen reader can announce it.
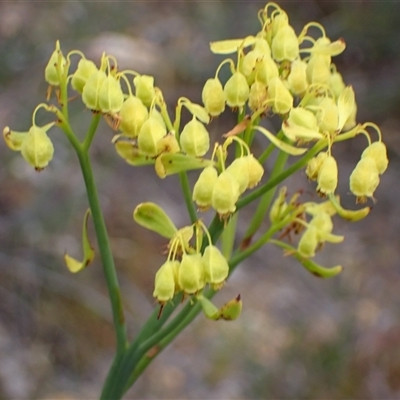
[309,212,333,239]
[137,114,167,156]
[21,124,55,171]
[224,71,250,108]
[361,141,388,175]
[153,260,179,303]
[306,151,328,181]
[271,25,299,62]
[306,54,331,85]
[298,225,319,258]
[225,157,249,194]
[193,166,219,210]
[202,245,230,289]
[119,95,149,138]
[45,41,66,86]
[254,55,279,86]
[329,69,346,99]
[349,156,380,202]
[178,253,205,294]
[202,78,226,117]
[317,97,339,133]
[217,294,242,321]
[179,116,210,157]
[337,86,355,132]
[287,60,308,95]
[133,75,156,107]
[317,154,338,195]
[241,49,263,83]
[98,74,124,114]
[3,127,28,151]
[267,77,293,114]
[244,154,264,189]
[157,133,180,154]
[82,69,107,111]
[212,170,240,215]
[71,58,98,93]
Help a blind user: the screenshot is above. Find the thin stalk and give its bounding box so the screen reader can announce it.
[179,172,198,224]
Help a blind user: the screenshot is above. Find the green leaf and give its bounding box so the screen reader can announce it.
[64,209,95,273]
[155,153,214,178]
[133,202,177,239]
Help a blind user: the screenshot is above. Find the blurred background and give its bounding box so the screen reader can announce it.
[1,1,400,399]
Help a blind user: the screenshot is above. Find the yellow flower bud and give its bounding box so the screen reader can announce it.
[153,260,179,303]
[288,107,319,131]
[298,225,319,258]
[267,77,293,114]
[45,41,66,86]
[287,60,308,95]
[71,58,98,93]
[193,166,218,210]
[317,154,338,195]
[178,253,205,294]
[157,133,180,154]
[119,95,149,138]
[349,156,380,201]
[21,124,55,171]
[225,157,249,194]
[244,154,264,189]
[201,78,226,117]
[217,294,242,321]
[98,74,124,114]
[306,151,328,181]
[137,115,167,156]
[317,97,339,133]
[271,25,299,62]
[180,116,210,157]
[82,70,107,111]
[361,141,388,174]
[254,55,279,86]
[3,127,27,151]
[212,170,240,215]
[241,49,263,81]
[133,75,155,107]
[309,212,333,238]
[306,54,331,85]
[224,71,249,108]
[202,245,229,289]
[329,70,346,100]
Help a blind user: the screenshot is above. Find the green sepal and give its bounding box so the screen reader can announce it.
[3,127,28,151]
[328,194,371,222]
[114,140,155,166]
[133,202,178,239]
[210,36,256,54]
[64,209,95,273]
[271,239,343,278]
[253,126,307,156]
[155,153,214,179]
[196,294,219,320]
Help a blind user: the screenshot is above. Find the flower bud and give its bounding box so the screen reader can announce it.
[196,295,219,320]
[254,55,279,86]
[248,80,268,112]
[98,74,124,114]
[306,152,328,181]
[271,25,299,62]
[241,49,263,81]
[153,260,179,303]
[349,156,380,201]
[317,154,338,195]
[317,97,339,133]
[178,253,205,294]
[21,124,55,171]
[179,116,210,157]
[193,166,219,210]
[287,60,308,95]
[269,186,288,223]
[288,107,319,131]
[244,154,264,189]
[82,70,107,111]
[225,157,249,194]
[133,75,155,107]
[306,54,331,85]
[217,294,242,321]
[202,78,226,117]
[267,77,293,114]
[157,133,180,154]
[329,70,346,99]
[3,127,27,151]
[309,212,333,238]
[212,170,240,215]
[45,41,66,86]
[224,71,249,108]
[119,95,149,138]
[361,141,388,174]
[271,11,289,38]
[298,225,319,258]
[137,115,167,156]
[71,58,98,93]
[202,245,229,288]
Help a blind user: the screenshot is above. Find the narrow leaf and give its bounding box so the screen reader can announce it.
[210,36,256,54]
[114,141,155,166]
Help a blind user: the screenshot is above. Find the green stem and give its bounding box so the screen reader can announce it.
[179,172,198,224]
